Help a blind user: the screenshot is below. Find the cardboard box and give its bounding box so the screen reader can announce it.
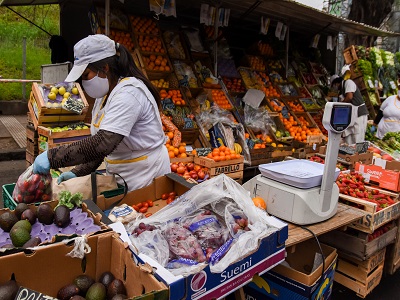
[355,162,400,192]
[319,146,373,170]
[244,240,337,300]
[133,217,288,300]
[96,173,196,211]
[0,231,168,299]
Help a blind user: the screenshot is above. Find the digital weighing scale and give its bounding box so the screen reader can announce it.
[243,102,355,225]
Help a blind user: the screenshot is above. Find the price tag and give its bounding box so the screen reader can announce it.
[15,286,56,300]
[247,139,256,150]
[356,142,369,154]
[281,106,289,119]
[195,148,212,156]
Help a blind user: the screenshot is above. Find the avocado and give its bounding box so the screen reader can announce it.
[73,274,95,295]
[54,205,70,228]
[14,203,28,220]
[22,236,41,248]
[0,212,18,232]
[57,284,80,300]
[107,279,126,299]
[111,295,127,300]
[11,220,32,233]
[0,279,19,300]
[99,272,115,289]
[86,283,107,300]
[37,203,54,225]
[21,209,37,225]
[9,227,31,247]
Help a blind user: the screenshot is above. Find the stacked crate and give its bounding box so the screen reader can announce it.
[26,113,38,167]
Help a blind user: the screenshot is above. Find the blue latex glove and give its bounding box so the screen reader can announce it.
[57,171,77,184]
[33,151,50,174]
[370,125,376,133]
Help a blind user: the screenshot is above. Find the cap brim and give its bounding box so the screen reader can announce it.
[64,63,88,82]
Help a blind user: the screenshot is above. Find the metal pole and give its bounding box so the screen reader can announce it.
[214,5,219,76]
[285,25,290,79]
[105,0,110,36]
[22,37,27,101]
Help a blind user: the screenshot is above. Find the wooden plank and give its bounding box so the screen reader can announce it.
[286,203,365,247]
[37,125,90,139]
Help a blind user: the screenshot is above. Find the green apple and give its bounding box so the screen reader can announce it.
[71,87,79,95]
[58,86,66,95]
[48,92,57,100]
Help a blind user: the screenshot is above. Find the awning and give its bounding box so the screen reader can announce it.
[1,0,399,37]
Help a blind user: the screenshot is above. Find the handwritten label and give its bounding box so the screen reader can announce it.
[15,286,56,300]
[196,148,212,156]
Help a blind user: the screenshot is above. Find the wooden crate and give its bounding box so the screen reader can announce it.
[26,124,38,141]
[343,45,359,64]
[26,151,35,165]
[170,154,194,164]
[384,218,400,275]
[181,128,200,145]
[26,137,38,156]
[334,255,384,298]
[194,156,244,177]
[37,125,91,152]
[28,82,89,129]
[340,186,400,233]
[319,225,396,260]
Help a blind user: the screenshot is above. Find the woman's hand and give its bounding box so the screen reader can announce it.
[57,171,77,184]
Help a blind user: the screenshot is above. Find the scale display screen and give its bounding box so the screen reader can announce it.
[330,105,351,131]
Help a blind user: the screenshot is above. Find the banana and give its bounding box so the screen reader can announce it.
[217,138,225,147]
[205,100,211,109]
[234,143,242,154]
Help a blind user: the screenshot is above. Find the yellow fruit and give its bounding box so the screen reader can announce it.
[48,92,57,100]
[50,87,58,94]
[71,87,79,95]
[63,92,71,99]
[58,86,66,95]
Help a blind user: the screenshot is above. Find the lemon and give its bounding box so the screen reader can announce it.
[48,92,57,100]
[50,87,58,94]
[58,86,66,95]
[71,87,79,95]
[63,92,71,98]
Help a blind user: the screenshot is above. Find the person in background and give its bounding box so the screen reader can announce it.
[32,34,170,191]
[374,87,400,139]
[339,64,369,144]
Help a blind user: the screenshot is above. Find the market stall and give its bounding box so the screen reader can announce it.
[2,0,400,299]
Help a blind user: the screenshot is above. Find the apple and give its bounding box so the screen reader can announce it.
[198,170,206,180]
[187,163,194,171]
[63,92,71,99]
[58,86,66,95]
[71,87,79,94]
[171,163,178,172]
[50,86,58,94]
[177,166,186,174]
[47,92,57,100]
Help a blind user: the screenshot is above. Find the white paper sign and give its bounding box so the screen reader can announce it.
[200,3,209,24]
[368,79,374,89]
[327,36,333,50]
[243,89,265,108]
[280,25,287,41]
[390,81,397,89]
[275,22,283,38]
[260,17,270,35]
[311,34,320,48]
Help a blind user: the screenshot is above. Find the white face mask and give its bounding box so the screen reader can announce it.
[82,73,109,98]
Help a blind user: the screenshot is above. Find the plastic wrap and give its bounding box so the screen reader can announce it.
[12,165,52,204]
[128,174,279,275]
[244,104,274,136]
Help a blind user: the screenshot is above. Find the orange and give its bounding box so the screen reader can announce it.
[179,153,187,158]
[213,156,221,162]
[252,196,267,210]
[173,148,179,156]
[192,149,197,155]
[167,132,174,139]
[168,151,175,158]
[178,146,186,154]
[225,154,231,161]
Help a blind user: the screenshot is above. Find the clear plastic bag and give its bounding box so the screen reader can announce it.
[12,165,52,204]
[244,103,274,136]
[128,174,279,275]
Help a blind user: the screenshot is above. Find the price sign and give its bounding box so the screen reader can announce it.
[356,141,369,154]
[161,98,175,111]
[281,106,289,119]
[15,286,56,300]
[247,139,256,150]
[367,80,374,89]
[196,148,212,156]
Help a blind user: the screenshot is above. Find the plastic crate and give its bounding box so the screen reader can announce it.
[100,183,125,198]
[2,183,17,210]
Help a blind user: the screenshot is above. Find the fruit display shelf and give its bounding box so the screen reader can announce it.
[28,82,89,129]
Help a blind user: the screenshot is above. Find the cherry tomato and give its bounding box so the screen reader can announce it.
[147,200,154,207]
[139,207,148,213]
[132,205,139,212]
[136,202,143,209]
[169,191,177,198]
[145,213,153,218]
[142,202,149,208]
[166,199,174,204]
[161,193,168,200]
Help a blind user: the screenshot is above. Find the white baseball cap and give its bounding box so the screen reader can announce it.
[64,34,116,82]
[340,64,351,76]
[330,74,339,85]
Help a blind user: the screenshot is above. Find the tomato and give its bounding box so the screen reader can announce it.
[136,202,143,209]
[145,213,153,218]
[147,200,154,207]
[166,199,174,204]
[142,202,149,208]
[169,191,177,198]
[139,207,148,213]
[132,205,139,212]
[161,193,168,200]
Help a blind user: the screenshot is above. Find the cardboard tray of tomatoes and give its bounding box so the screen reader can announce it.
[337,171,400,233]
